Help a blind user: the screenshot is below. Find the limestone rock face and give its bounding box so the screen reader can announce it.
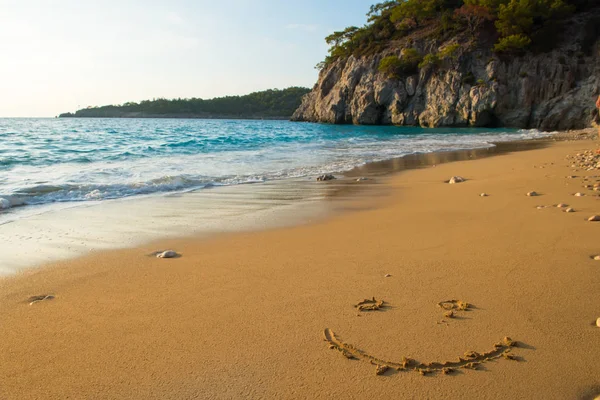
[291,10,600,130]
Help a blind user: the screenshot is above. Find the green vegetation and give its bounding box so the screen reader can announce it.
[418,43,462,69]
[379,48,423,78]
[438,43,461,60]
[320,0,596,70]
[493,33,532,52]
[418,53,441,68]
[378,56,404,78]
[59,87,310,119]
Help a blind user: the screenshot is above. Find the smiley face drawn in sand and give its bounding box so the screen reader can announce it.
[324,299,521,376]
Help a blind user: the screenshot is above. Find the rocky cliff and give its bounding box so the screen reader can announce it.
[293,11,600,130]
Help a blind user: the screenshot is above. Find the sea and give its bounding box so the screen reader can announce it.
[0,118,551,215]
[0,118,551,273]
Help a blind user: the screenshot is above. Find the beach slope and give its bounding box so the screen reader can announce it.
[1,136,599,399]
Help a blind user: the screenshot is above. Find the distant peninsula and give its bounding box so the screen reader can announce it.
[59,87,310,120]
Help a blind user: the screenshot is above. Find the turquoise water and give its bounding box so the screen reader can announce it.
[0,118,549,212]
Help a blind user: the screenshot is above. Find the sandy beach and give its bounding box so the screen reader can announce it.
[1,132,600,399]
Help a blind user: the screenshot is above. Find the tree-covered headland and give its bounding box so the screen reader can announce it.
[59,87,311,119]
[320,0,599,71]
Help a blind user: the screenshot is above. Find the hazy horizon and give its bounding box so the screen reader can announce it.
[0,0,371,117]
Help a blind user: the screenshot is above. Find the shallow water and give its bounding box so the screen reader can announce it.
[0,118,549,219]
[0,118,552,274]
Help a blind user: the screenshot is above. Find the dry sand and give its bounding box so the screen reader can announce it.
[1,135,600,400]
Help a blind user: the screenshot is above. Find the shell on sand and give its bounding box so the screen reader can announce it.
[157,250,178,259]
[588,216,600,222]
[448,176,465,184]
[527,191,538,197]
[574,192,585,197]
[28,294,55,305]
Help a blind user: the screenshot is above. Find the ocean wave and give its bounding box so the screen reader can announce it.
[0,118,553,212]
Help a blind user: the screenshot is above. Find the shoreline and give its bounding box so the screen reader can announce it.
[1,130,561,276]
[2,129,599,399]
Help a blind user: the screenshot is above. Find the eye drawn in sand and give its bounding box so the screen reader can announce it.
[354,297,386,312]
[27,295,55,306]
[323,328,521,376]
[437,299,471,320]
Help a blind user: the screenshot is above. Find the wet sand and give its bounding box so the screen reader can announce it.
[1,133,600,399]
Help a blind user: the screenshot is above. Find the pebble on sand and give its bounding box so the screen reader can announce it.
[157,250,179,258]
[593,255,600,261]
[556,203,569,208]
[597,318,600,328]
[317,174,336,182]
[480,193,488,197]
[527,191,539,197]
[448,176,465,184]
[384,274,392,278]
[565,208,575,213]
[574,192,585,197]
[588,216,600,222]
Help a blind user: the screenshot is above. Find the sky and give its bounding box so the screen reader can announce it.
[0,0,373,117]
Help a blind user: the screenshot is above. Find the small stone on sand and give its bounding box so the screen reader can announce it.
[556,203,568,208]
[157,250,178,258]
[316,174,336,182]
[448,176,465,184]
[385,274,392,278]
[593,255,600,261]
[527,191,538,197]
[565,208,575,213]
[480,193,488,197]
[356,177,369,182]
[597,318,600,328]
[588,216,600,222]
[574,192,585,197]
